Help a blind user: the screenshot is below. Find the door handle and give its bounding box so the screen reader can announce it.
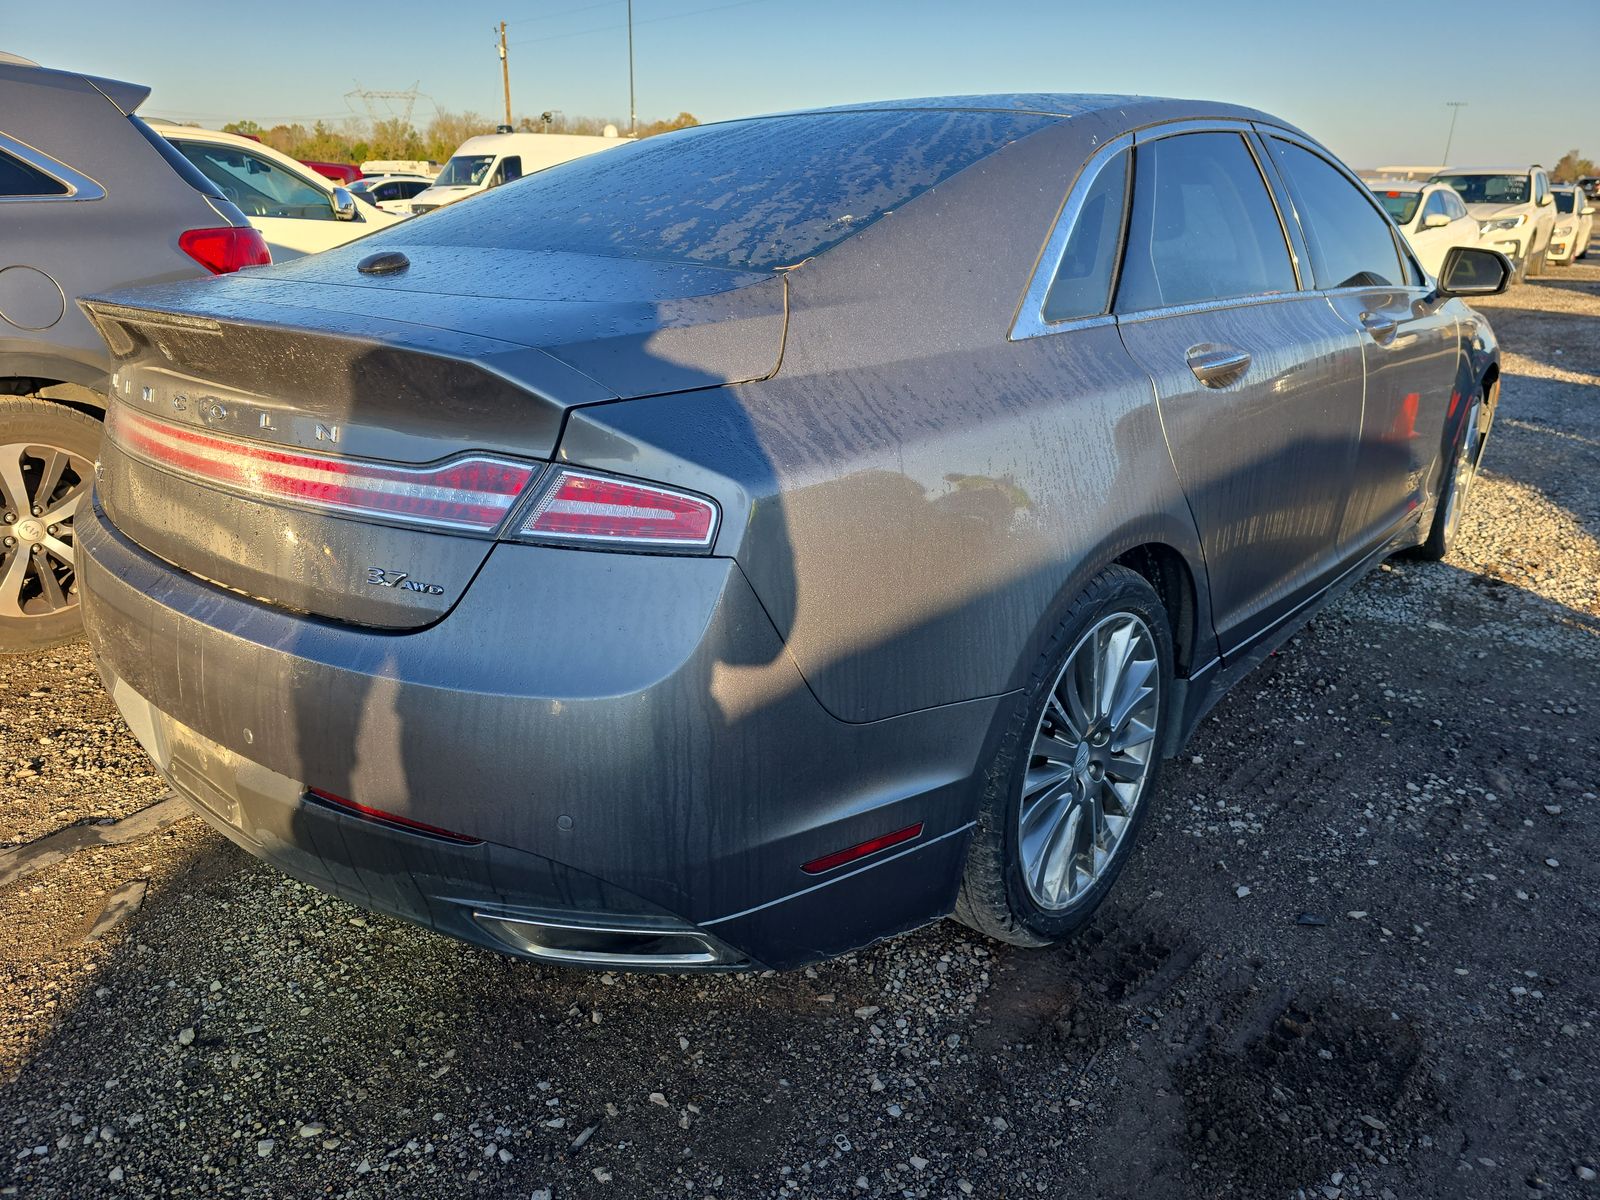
[1360,312,1399,343]
[1186,345,1252,388]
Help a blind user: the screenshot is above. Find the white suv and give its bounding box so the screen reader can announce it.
[1430,164,1556,280]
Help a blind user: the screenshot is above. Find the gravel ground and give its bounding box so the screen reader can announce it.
[2,262,1598,1200]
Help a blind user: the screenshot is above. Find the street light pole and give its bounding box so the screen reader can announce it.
[627,0,636,136]
[1441,101,1466,166]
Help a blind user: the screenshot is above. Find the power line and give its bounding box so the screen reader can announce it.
[509,0,773,46]
[505,0,621,26]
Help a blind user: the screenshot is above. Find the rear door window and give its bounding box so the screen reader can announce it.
[0,145,67,197]
[1042,149,1130,322]
[171,140,334,220]
[1267,139,1405,289]
[1116,131,1297,311]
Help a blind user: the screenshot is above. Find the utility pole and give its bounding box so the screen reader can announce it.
[1441,101,1466,166]
[498,21,512,130]
[627,0,636,136]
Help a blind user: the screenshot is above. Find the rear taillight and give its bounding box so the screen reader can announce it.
[520,468,718,550]
[106,403,534,533]
[178,226,272,275]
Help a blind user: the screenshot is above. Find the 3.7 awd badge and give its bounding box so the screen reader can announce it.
[366,568,446,596]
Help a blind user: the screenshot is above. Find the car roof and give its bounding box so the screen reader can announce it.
[1365,178,1424,191]
[727,92,1292,131]
[1436,165,1541,174]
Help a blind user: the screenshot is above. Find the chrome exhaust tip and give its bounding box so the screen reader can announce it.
[471,912,733,969]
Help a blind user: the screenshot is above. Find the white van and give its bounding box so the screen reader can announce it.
[407,130,626,215]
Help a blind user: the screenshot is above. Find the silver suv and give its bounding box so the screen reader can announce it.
[1430,163,1557,280]
[0,53,265,652]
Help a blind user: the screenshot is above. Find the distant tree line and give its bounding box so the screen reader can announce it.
[1551,149,1595,182]
[217,110,699,165]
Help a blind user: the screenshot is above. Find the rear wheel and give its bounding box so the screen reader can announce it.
[0,398,101,654]
[955,566,1173,946]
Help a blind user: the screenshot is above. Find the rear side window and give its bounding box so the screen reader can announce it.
[1043,150,1129,322]
[1269,139,1404,289]
[0,145,68,197]
[389,109,1056,270]
[171,140,334,221]
[1116,132,1296,311]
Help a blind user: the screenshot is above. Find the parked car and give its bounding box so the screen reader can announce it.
[1547,184,1594,264]
[152,124,403,259]
[350,173,433,214]
[300,160,361,185]
[406,130,625,214]
[78,95,1509,971]
[1365,178,1483,277]
[1430,164,1556,279]
[0,53,267,653]
[1579,176,1599,201]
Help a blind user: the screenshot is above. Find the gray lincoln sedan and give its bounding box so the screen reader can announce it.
[77,95,1508,971]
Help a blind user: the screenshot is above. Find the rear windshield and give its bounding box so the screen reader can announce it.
[1370,187,1421,225]
[1433,173,1529,204]
[392,109,1054,270]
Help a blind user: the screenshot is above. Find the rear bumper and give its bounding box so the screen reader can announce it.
[79,498,999,969]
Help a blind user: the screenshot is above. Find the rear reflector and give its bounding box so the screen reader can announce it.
[521,468,718,549]
[304,788,483,845]
[178,226,272,275]
[106,402,535,533]
[802,823,924,875]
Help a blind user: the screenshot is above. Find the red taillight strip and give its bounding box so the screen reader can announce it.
[801,823,924,876]
[304,788,483,845]
[107,402,534,533]
[521,467,718,548]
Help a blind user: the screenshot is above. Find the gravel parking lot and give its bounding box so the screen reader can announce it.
[3,262,1598,1200]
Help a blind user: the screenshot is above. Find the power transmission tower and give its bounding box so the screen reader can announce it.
[345,82,424,127]
[1441,101,1467,166]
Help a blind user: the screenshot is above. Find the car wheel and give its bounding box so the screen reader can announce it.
[0,398,101,654]
[954,565,1173,947]
[1408,386,1486,562]
[1526,246,1546,278]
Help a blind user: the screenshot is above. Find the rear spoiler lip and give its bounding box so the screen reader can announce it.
[79,294,611,466]
[79,72,151,115]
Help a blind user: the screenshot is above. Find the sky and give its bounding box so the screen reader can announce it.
[5,0,1593,168]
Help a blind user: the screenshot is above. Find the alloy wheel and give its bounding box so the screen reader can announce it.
[1441,399,1483,544]
[1018,612,1161,912]
[0,441,90,620]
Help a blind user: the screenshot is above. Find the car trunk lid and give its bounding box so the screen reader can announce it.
[81,248,785,628]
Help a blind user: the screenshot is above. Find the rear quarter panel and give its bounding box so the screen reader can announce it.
[563,112,1215,723]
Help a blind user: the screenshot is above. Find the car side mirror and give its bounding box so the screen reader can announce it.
[1583,205,1596,216]
[1422,213,1451,229]
[1435,245,1512,298]
[331,186,357,221]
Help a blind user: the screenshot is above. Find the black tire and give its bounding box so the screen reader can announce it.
[1526,245,1547,278]
[0,397,103,655]
[954,565,1174,947]
[1407,383,1487,562]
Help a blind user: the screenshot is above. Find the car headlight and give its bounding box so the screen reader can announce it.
[1479,215,1527,233]
[1554,222,1575,236]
